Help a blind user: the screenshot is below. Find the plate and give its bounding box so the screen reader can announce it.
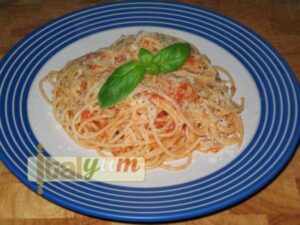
[0,1,299,222]
[28,26,260,188]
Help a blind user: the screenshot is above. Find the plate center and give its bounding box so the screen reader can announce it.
[27,26,261,187]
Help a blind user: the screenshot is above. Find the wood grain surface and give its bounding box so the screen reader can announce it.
[0,1,300,224]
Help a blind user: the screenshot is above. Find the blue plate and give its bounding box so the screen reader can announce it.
[0,1,299,222]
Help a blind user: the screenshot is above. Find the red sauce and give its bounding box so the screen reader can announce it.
[154,121,165,129]
[81,110,93,119]
[143,39,150,45]
[155,110,168,129]
[173,82,198,106]
[157,110,168,118]
[186,55,195,65]
[88,64,99,70]
[94,120,108,129]
[231,85,236,94]
[80,81,87,89]
[154,110,175,132]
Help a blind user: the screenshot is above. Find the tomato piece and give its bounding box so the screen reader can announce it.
[81,110,93,119]
[80,81,87,89]
[186,55,195,65]
[94,120,107,129]
[88,64,99,70]
[157,110,168,118]
[155,121,166,129]
[173,82,198,106]
[231,85,236,94]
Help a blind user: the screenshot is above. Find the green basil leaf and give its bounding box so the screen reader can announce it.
[139,48,154,65]
[153,43,191,73]
[146,64,160,74]
[98,42,192,108]
[98,61,145,108]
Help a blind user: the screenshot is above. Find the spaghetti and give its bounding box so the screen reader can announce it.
[39,31,245,170]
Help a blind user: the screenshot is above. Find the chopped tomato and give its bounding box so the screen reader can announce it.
[173,82,198,106]
[179,83,189,93]
[88,64,99,70]
[80,81,87,89]
[98,52,106,59]
[174,83,188,105]
[94,120,108,129]
[113,147,125,153]
[186,55,195,65]
[231,85,236,94]
[157,110,168,118]
[155,121,165,129]
[154,110,168,129]
[81,110,93,119]
[141,39,150,46]
[155,120,175,132]
[150,92,161,99]
[68,111,74,117]
[144,124,150,130]
[154,111,175,132]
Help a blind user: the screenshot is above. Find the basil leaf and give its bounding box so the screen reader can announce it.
[98,42,192,108]
[146,64,160,74]
[139,48,154,65]
[98,61,145,108]
[153,43,191,73]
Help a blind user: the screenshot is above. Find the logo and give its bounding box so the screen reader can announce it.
[28,146,145,194]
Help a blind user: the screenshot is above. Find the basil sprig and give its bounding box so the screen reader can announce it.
[98,42,191,108]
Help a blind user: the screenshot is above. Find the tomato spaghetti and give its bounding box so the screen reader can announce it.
[39,31,245,170]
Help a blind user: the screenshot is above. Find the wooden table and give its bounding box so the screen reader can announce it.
[0,1,299,224]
